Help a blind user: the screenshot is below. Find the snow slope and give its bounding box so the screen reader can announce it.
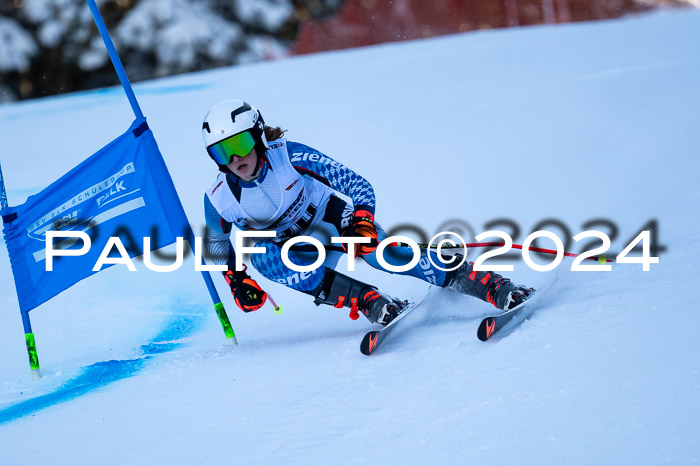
[1,9,700,465]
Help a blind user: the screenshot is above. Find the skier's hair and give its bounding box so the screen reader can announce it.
[265,125,286,142]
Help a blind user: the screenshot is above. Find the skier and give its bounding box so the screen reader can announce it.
[202,99,534,325]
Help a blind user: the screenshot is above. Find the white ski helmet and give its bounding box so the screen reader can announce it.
[202,99,268,169]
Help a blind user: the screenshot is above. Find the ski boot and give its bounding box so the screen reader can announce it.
[445,255,535,311]
[311,269,406,325]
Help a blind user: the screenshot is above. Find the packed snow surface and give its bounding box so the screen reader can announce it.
[1,10,699,465]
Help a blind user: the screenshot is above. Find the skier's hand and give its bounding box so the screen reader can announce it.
[225,267,267,312]
[342,208,378,256]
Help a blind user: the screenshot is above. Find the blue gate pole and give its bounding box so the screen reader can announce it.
[1,163,42,379]
[0,162,7,209]
[185,227,238,345]
[86,0,143,120]
[86,0,237,344]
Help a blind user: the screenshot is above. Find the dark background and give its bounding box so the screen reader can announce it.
[0,0,695,102]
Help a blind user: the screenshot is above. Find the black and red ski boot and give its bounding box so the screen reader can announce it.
[311,269,406,325]
[445,255,535,311]
[356,288,406,325]
[492,280,535,311]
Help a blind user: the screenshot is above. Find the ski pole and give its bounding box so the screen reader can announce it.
[321,242,610,263]
[386,241,612,264]
[268,293,283,314]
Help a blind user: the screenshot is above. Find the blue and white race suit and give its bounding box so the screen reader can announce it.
[203,139,449,294]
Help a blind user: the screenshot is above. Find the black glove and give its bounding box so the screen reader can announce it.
[225,267,267,312]
[341,208,379,256]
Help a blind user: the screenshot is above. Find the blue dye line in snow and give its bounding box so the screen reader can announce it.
[0,309,205,425]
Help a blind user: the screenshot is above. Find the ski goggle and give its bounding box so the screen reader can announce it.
[207,131,256,165]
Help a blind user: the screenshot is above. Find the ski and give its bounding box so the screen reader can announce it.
[477,300,530,341]
[360,287,432,356]
[476,275,559,342]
